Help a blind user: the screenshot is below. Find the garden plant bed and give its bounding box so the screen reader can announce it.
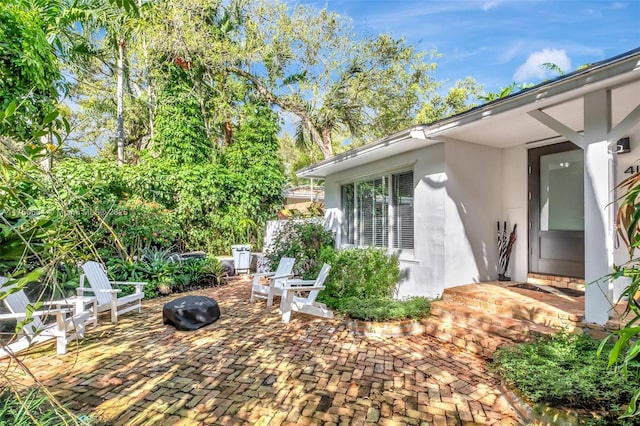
[501,379,614,426]
[346,318,427,337]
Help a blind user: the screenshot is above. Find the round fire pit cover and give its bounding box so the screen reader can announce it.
[162,295,220,331]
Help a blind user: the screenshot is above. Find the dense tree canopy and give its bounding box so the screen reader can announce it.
[148,0,442,158]
[0,0,62,139]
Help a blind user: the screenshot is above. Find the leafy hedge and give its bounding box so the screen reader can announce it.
[265,220,334,278]
[318,246,401,309]
[47,152,283,257]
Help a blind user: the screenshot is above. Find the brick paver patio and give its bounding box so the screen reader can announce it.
[0,279,521,425]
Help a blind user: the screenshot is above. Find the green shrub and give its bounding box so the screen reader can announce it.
[492,332,640,425]
[0,389,92,426]
[107,198,180,255]
[105,252,225,299]
[265,220,334,278]
[342,296,431,321]
[317,247,400,309]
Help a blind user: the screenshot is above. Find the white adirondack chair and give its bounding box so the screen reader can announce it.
[0,277,90,357]
[249,257,295,307]
[79,261,146,324]
[280,263,334,323]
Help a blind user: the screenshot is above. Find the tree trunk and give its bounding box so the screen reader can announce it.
[138,0,153,144]
[224,121,233,145]
[116,39,125,166]
[227,66,333,159]
[320,127,333,158]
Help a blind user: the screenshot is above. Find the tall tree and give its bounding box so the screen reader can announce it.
[150,0,440,159]
[0,0,65,140]
[76,0,142,165]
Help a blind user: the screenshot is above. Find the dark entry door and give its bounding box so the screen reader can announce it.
[529,142,584,278]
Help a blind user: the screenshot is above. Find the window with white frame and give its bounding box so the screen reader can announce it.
[341,170,414,250]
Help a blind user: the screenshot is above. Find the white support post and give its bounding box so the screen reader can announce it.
[583,90,613,325]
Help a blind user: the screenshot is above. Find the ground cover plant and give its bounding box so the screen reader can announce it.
[492,332,640,425]
[0,389,97,426]
[341,296,431,322]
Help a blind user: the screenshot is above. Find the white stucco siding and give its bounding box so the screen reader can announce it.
[323,143,447,299]
[443,141,503,287]
[409,143,446,298]
[502,145,528,282]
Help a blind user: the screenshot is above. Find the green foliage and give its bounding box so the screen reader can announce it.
[317,247,400,309]
[492,333,639,424]
[0,1,61,139]
[151,0,443,158]
[154,63,213,165]
[109,198,179,254]
[48,129,284,255]
[605,172,640,419]
[106,251,224,299]
[416,77,482,124]
[0,389,88,426]
[265,220,334,278]
[342,297,431,321]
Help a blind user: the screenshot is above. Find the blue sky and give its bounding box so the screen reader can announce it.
[297,0,640,94]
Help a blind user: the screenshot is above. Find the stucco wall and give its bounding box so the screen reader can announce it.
[324,141,507,299]
[611,124,640,299]
[323,143,446,299]
[501,145,528,283]
[443,141,503,289]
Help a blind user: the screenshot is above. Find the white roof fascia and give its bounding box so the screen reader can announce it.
[296,125,428,179]
[427,50,640,139]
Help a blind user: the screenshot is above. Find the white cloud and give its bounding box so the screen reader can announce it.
[482,1,501,11]
[513,48,572,82]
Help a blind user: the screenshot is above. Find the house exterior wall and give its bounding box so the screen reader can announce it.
[323,143,446,299]
[324,140,506,299]
[501,145,529,283]
[443,141,503,288]
[611,124,640,299]
[322,123,639,303]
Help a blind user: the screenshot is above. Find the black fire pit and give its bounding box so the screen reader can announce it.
[162,295,220,331]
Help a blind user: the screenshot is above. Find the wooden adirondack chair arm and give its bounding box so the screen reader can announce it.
[110,281,146,286]
[268,273,294,281]
[251,271,275,279]
[282,284,326,291]
[284,279,316,287]
[76,286,122,297]
[0,308,72,320]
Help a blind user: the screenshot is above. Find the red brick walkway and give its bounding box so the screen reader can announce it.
[0,280,521,425]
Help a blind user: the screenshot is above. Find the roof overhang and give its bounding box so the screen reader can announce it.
[296,126,431,179]
[297,48,640,179]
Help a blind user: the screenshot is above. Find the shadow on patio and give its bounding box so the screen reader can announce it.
[1,279,521,425]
